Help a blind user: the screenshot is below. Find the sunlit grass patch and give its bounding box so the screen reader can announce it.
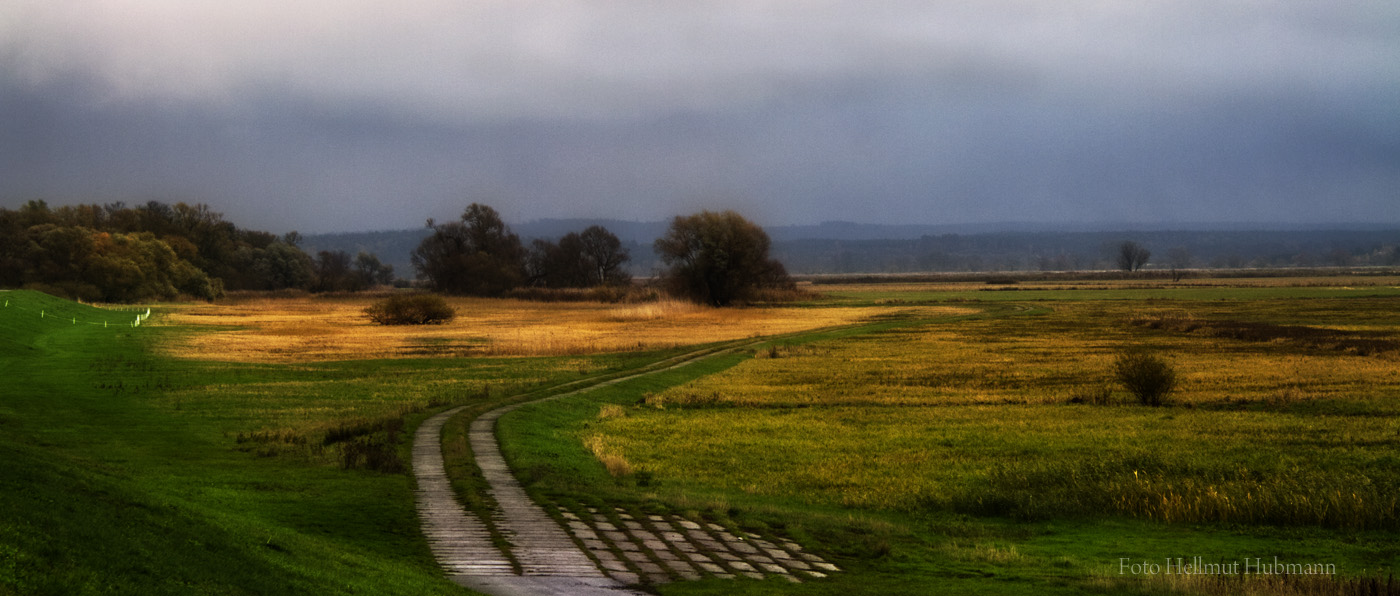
[639,299,1400,410]
[583,434,634,477]
[156,295,927,362]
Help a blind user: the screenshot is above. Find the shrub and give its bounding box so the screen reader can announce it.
[340,438,405,473]
[364,294,456,325]
[1112,350,1177,406]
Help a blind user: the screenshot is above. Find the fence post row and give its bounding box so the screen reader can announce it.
[2,299,152,329]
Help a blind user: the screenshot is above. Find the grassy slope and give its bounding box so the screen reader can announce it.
[0,291,471,595]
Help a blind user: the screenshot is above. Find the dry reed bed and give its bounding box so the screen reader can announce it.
[156,295,927,363]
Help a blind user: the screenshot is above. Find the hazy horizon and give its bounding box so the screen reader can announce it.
[3,1,1397,234]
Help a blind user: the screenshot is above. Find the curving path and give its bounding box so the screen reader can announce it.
[414,346,743,596]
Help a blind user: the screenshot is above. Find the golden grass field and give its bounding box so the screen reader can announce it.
[643,299,1400,408]
[156,294,971,362]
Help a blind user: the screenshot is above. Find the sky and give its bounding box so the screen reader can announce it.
[2,1,1397,234]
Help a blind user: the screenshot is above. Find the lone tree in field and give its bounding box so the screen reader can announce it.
[654,210,792,306]
[412,203,526,296]
[1117,241,1152,272]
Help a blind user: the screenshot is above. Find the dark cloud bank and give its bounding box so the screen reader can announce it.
[2,1,1397,233]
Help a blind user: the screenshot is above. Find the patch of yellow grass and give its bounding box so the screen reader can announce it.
[596,404,626,420]
[583,434,633,477]
[642,299,1400,408]
[155,295,957,363]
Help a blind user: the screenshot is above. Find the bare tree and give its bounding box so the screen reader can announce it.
[354,251,395,288]
[1117,241,1151,272]
[312,250,353,292]
[578,225,631,286]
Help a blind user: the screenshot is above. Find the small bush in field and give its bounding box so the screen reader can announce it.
[364,294,456,325]
[1112,350,1177,406]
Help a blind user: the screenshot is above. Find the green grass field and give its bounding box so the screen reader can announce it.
[4,283,1399,595]
[499,289,1400,594]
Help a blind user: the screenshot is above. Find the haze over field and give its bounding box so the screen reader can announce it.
[2,1,1397,233]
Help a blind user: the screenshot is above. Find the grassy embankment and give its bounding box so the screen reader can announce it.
[497,282,1400,595]
[0,290,634,595]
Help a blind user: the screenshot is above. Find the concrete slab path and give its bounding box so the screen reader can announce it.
[414,348,736,595]
[414,343,839,594]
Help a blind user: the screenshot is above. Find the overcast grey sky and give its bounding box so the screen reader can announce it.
[2,1,1397,233]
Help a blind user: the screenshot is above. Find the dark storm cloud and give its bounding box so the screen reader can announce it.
[2,1,1397,232]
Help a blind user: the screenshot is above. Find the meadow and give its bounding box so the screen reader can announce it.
[498,283,1400,595]
[0,289,902,594]
[3,279,1398,595]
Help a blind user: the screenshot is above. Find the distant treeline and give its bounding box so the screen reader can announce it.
[773,230,1400,274]
[309,224,1400,277]
[0,201,393,302]
[406,204,791,306]
[11,200,1396,303]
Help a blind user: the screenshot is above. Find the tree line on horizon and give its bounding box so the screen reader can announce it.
[0,201,395,302]
[412,203,794,306]
[0,200,795,306]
